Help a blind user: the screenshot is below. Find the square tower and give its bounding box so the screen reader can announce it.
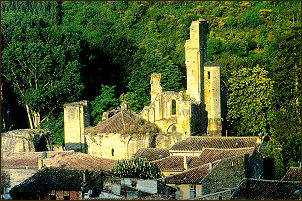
[64,100,90,152]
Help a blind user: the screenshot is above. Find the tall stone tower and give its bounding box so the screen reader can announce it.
[204,62,222,136]
[185,20,208,103]
[64,100,90,152]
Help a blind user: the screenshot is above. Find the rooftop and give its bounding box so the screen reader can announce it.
[92,110,148,134]
[153,148,255,171]
[231,178,301,200]
[165,162,219,184]
[134,148,170,161]
[170,136,259,151]
[43,152,117,171]
[1,151,75,169]
[282,167,301,181]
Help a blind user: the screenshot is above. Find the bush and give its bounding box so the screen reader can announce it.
[110,158,161,179]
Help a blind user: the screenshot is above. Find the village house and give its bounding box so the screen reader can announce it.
[1,151,75,199]
[231,178,301,200]
[9,167,105,200]
[281,166,301,181]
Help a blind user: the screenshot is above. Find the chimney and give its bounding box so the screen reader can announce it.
[209,162,213,170]
[184,156,188,170]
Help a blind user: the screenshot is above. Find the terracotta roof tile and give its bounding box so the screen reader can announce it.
[153,148,255,171]
[93,110,141,133]
[170,136,259,151]
[282,167,301,181]
[153,156,187,172]
[188,148,255,169]
[232,178,301,200]
[134,148,170,161]
[165,162,219,184]
[1,151,75,169]
[43,152,117,171]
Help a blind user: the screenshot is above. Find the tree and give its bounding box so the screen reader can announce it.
[110,158,161,179]
[227,65,274,136]
[90,85,120,125]
[1,7,84,129]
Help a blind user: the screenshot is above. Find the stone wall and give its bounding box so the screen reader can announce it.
[1,129,52,158]
[201,155,245,195]
[198,189,233,200]
[64,101,90,152]
[85,132,150,160]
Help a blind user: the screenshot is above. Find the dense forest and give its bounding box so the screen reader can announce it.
[1,1,301,179]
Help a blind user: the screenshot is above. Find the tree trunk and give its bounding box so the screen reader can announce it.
[25,104,41,129]
[25,104,34,129]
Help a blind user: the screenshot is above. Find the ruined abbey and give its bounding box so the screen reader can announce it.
[64,20,223,159]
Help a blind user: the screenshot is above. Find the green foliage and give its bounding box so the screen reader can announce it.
[111,158,161,179]
[1,2,84,128]
[213,7,222,17]
[227,65,274,136]
[40,113,64,146]
[265,139,285,180]
[90,85,120,125]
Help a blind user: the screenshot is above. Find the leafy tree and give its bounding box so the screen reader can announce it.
[110,158,161,179]
[40,113,64,146]
[265,139,285,180]
[1,6,84,129]
[227,65,274,136]
[90,85,120,125]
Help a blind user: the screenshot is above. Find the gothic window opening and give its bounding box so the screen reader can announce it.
[111,149,114,156]
[208,71,210,79]
[172,100,176,115]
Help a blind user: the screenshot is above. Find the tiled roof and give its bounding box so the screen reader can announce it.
[1,151,75,169]
[165,162,219,184]
[10,167,86,194]
[153,148,255,171]
[231,178,301,200]
[282,167,301,181]
[93,110,142,133]
[188,148,255,169]
[153,156,188,172]
[43,152,117,171]
[170,136,259,151]
[134,148,170,161]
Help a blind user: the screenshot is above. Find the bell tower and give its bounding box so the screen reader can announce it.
[185,20,208,103]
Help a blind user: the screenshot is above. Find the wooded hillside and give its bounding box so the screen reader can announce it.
[1,1,301,179]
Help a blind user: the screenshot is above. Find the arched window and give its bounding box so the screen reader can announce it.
[208,71,210,79]
[111,148,114,156]
[171,100,176,115]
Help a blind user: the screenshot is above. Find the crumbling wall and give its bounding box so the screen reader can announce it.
[1,129,52,158]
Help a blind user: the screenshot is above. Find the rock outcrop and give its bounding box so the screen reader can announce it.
[1,129,52,158]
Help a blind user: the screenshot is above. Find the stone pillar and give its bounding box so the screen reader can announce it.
[150,73,162,102]
[185,20,208,103]
[204,62,222,136]
[64,101,90,152]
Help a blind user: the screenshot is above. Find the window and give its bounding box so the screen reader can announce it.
[189,185,196,198]
[63,191,70,200]
[208,71,210,79]
[171,100,176,115]
[50,190,56,200]
[111,149,114,156]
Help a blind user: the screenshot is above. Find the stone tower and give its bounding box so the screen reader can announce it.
[185,20,208,103]
[204,62,222,136]
[64,100,90,152]
[150,73,162,102]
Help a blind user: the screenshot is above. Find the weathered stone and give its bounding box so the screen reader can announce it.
[1,129,52,158]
